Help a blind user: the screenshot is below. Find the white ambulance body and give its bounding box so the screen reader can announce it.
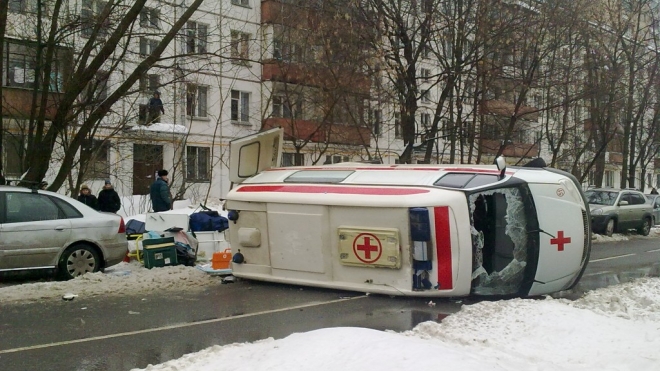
[225,128,591,297]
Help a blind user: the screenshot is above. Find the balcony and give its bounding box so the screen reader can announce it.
[480,139,539,158]
[480,99,539,121]
[262,0,297,26]
[608,152,623,165]
[2,87,61,121]
[263,117,371,147]
[262,62,371,94]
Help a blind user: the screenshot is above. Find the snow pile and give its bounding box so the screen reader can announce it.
[133,277,660,371]
[571,277,660,321]
[0,262,219,303]
[592,233,629,242]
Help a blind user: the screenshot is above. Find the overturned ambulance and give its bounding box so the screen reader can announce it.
[225,128,591,297]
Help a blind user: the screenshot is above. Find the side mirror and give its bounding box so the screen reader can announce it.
[495,156,507,179]
[619,200,629,206]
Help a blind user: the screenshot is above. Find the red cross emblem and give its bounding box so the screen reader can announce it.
[353,233,383,264]
[550,231,571,251]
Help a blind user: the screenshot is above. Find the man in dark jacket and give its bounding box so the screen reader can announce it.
[148,91,165,124]
[98,180,121,213]
[150,170,171,212]
[77,184,99,210]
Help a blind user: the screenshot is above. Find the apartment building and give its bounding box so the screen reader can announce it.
[3,0,659,205]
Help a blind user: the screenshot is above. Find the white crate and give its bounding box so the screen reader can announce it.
[195,231,230,261]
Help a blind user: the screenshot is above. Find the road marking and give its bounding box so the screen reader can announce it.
[0,295,368,354]
[646,248,660,253]
[590,253,635,262]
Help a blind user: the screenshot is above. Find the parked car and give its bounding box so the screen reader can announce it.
[645,194,660,225]
[585,188,653,236]
[0,186,127,279]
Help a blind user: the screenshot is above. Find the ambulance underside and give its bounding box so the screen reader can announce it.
[227,183,570,297]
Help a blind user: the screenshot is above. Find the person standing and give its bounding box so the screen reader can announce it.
[98,179,121,213]
[77,184,99,210]
[150,170,171,212]
[147,91,165,124]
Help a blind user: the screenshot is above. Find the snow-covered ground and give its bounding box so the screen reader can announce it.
[129,277,660,371]
[0,262,221,303]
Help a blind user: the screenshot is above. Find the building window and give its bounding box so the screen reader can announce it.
[282,152,304,167]
[231,30,250,61]
[139,7,160,28]
[273,38,304,63]
[186,84,208,118]
[186,22,208,54]
[421,89,430,103]
[605,171,614,187]
[231,0,249,6]
[394,112,401,138]
[9,0,38,13]
[420,113,431,129]
[231,90,250,123]
[422,45,431,58]
[186,146,210,181]
[84,70,109,103]
[272,96,301,119]
[81,0,109,38]
[372,109,382,135]
[420,68,431,81]
[139,74,160,93]
[324,155,350,164]
[139,37,159,57]
[81,139,110,179]
[3,42,68,91]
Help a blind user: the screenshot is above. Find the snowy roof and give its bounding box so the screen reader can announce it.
[130,123,188,134]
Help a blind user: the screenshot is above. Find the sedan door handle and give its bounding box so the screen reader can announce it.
[55,226,66,231]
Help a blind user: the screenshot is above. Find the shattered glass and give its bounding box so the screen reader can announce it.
[469,187,529,295]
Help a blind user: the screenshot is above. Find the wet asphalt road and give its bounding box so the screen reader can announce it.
[1,237,659,371]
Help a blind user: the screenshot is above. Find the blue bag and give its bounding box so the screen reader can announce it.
[189,211,229,232]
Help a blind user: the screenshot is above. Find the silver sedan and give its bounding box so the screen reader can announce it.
[0,186,127,279]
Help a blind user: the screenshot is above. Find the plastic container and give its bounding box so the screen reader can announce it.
[212,249,232,270]
[142,237,178,269]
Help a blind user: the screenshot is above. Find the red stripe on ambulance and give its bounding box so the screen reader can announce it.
[433,206,453,290]
[236,185,430,195]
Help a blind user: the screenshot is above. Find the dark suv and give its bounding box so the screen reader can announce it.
[585,188,653,236]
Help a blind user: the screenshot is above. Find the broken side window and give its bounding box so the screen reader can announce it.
[468,186,536,296]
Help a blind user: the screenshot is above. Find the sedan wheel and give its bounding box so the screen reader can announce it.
[638,218,652,236]
[59,245,101,280]
[605,219,615,237]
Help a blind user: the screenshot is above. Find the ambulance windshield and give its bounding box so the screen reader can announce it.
[434,173,500,188]
[469,186,536,296]
[284,170,354,183]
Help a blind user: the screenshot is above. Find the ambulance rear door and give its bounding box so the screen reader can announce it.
[229,127,283,184]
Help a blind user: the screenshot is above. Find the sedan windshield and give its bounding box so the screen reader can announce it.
[585,190,619,206]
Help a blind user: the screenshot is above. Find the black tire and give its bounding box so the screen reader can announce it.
[638,217,652,236]
[605,219,615,237]
[58,244,101,280]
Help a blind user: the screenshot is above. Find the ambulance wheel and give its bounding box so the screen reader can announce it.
[58,244,101,280]
[638,217,652,236]
[605,219,615,237]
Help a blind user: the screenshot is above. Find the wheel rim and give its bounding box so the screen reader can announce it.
[644,220,651,235]
[66,249,97,277]
[606,220,614,235]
